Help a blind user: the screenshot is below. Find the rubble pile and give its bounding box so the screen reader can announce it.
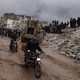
[44,27,80,60]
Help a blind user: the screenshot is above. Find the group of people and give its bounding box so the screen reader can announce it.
[70,17,80,28]
[0,27,21,38]
[43,17,80,34]
[43,20,69,34]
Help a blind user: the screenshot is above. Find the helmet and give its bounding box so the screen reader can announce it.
[30,38,38,45]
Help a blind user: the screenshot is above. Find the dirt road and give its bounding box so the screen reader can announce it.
[0,36,80,80]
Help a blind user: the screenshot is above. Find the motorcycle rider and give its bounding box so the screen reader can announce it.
[24,37,44,64]
[10,30,18,52]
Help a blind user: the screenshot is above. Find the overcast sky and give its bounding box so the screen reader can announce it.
[0,0,80,21]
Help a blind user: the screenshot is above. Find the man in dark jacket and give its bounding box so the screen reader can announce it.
[10,31,18,52]
[77,17,80,27]
[27,38,43,52]
[24,37,44,63]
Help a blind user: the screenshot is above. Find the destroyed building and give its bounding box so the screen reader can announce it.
[0,13,32,29]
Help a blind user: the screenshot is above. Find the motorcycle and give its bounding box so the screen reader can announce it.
[25,50,42,78]
[9,39,17,53]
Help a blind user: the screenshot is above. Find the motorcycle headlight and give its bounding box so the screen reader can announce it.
[14,42,16,44]
[27,50,30,52]
[37,58,40,61]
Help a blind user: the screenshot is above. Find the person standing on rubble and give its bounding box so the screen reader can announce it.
[77,17,80,27]
[10,30,18,52]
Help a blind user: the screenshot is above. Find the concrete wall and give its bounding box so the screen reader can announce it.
[7,19,20,28]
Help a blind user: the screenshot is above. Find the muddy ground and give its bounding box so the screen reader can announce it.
[0,36,80,80]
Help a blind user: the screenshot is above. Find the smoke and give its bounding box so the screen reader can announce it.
[34,3,47,19]
[55,7,71,21]
[0,0,80,21]
[34,6,43,19]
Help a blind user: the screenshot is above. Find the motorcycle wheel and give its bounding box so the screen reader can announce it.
[12,48,14,53]
[12,46,15,53]
[34,63,41,78]
[9,44,12,51]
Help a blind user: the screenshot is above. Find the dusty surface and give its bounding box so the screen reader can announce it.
[0,36,80,80]
[44,27,80,60]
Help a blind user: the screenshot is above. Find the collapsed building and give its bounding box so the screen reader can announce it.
[0,13,32,29]
[44,27,80,61]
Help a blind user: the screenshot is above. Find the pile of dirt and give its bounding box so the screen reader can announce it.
[44,27,80,60]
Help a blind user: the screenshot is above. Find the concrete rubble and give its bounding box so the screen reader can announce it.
[44,27,80,61]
